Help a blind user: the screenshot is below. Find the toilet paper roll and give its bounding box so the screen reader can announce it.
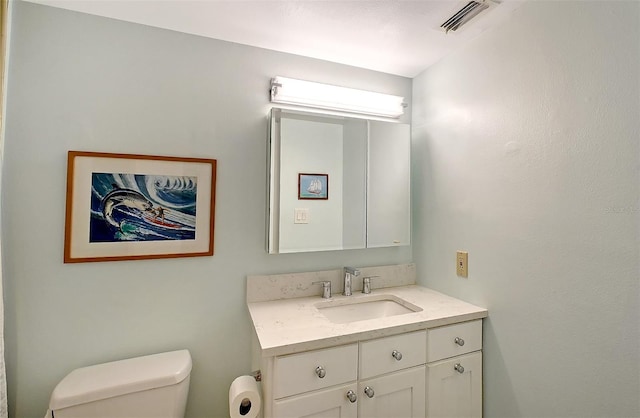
[229,375,262,418]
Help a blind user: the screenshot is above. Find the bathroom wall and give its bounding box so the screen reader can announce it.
[412,1,639,417]
[1,2,412,417]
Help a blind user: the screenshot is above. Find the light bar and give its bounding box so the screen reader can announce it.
[270,76,406,118]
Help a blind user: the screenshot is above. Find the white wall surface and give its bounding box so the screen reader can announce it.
[412,1,639,417]
[1,2,412,417]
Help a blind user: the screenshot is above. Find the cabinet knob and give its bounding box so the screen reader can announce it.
[391,350,403,361]
[364,386,375,398]
[346,390,357,403]
[454,363,465,374]
[454,337,465,346]
[315,366,326,378]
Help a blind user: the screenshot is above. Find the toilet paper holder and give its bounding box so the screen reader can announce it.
[250,370,262,382]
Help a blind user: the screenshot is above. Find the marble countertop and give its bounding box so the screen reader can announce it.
[248,284,488,357]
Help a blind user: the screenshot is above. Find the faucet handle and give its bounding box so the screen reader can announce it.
[362,276,380,294]
[312,281,332,299]
[345,266,360,276]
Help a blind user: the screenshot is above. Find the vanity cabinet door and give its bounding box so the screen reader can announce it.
[426,351,482,418]
[273,383,358,418]
[358,366,426,418]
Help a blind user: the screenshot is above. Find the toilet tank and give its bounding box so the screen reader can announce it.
[49,350,192,418]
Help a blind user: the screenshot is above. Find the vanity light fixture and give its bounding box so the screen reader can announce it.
[270,76,407,118]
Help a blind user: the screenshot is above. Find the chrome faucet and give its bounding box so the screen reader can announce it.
[343,267,360,296]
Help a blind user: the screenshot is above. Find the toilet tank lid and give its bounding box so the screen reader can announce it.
[49,349,192,410]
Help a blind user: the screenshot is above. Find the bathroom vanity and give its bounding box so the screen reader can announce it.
[247,264,487,418]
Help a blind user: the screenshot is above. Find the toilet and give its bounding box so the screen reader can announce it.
[47,349,192,418]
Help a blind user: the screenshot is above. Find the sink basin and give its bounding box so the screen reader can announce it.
[316,295,422,324]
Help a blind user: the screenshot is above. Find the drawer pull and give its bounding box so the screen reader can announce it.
[454,337,465,346]
[364,386,375,398]
[391,350,403,361]
[346,390,357,403]
[315,366,326,378]
[454,363,465,374]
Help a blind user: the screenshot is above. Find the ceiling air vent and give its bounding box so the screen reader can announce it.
[440,0,494,33]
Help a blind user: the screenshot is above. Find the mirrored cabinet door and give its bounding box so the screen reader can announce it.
[267,108,410,254]
[367,121,411,248]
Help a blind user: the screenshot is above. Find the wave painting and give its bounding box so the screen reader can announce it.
[90,172,197,242]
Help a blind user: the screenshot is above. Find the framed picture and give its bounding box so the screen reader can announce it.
[298,173,328,200]
[64,151,216,263]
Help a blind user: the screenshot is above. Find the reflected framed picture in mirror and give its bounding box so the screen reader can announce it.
[298,173,328,200]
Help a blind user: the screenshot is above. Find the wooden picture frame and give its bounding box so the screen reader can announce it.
[298,173,328,200]
[64,151,216,263]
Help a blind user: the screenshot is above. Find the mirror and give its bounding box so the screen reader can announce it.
[267,108,410,254]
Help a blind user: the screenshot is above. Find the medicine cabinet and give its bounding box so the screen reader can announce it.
[267,108,410,254]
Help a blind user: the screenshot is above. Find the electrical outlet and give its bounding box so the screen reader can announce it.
[456,251,468,278]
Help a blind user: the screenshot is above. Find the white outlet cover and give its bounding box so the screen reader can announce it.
[294,208,309,224]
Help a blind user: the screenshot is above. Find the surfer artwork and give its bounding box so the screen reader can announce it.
[90,172,197,242]
[64,151,216,263]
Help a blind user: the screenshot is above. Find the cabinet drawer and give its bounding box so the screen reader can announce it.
[427,320,482,362]
[359,330,426,379]
[274,344,358,399]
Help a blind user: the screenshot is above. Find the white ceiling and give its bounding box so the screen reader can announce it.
[25,0,525,77]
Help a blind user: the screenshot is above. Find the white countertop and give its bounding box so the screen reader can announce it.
[248,285,488,357]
